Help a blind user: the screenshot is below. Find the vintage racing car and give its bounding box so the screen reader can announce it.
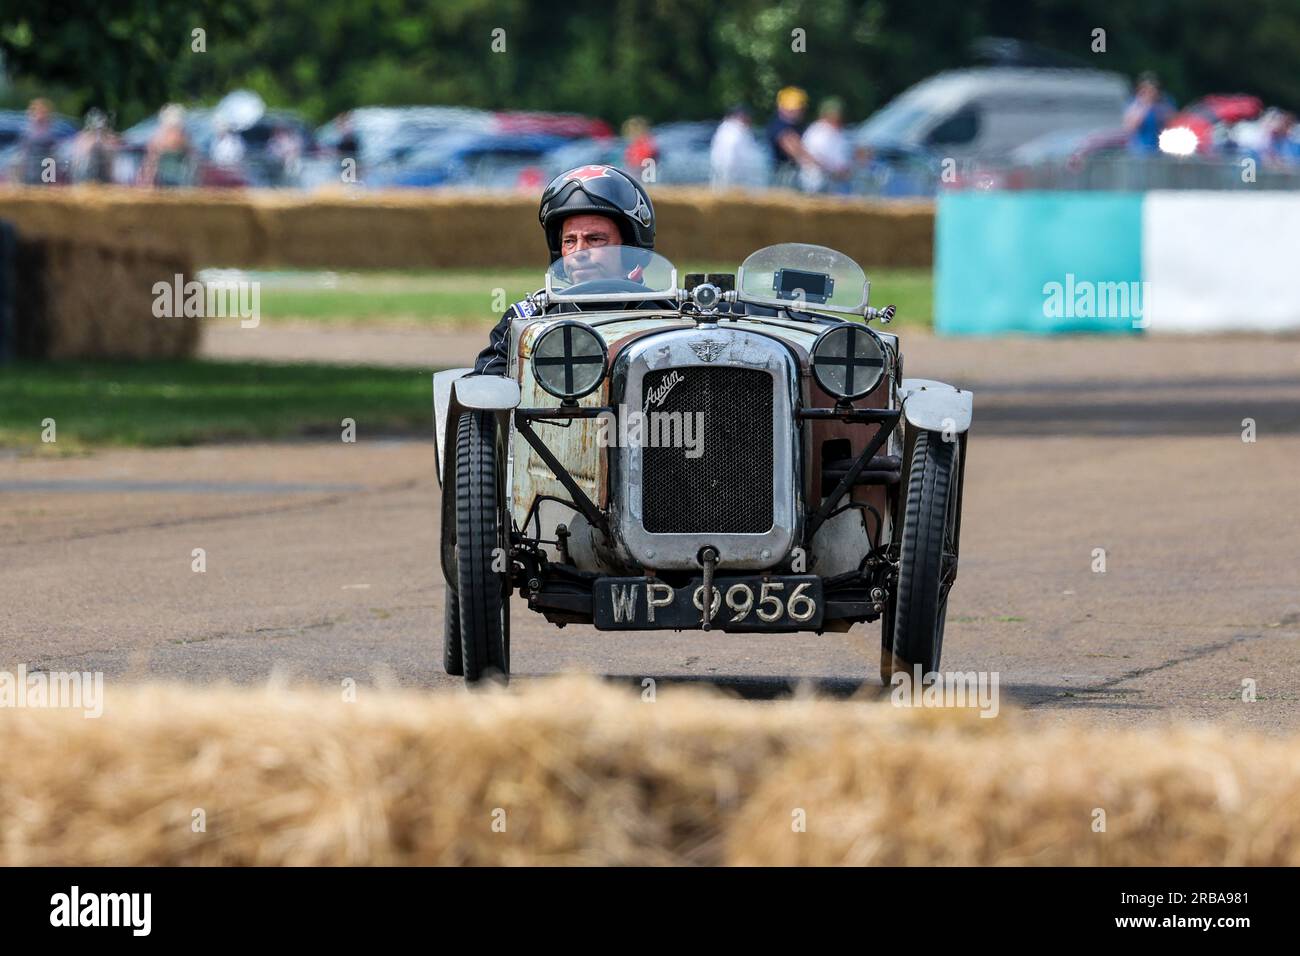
[434,243,972,684]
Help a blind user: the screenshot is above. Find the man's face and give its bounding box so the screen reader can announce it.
[560,214,623,284]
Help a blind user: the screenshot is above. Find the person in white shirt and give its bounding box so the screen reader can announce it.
[800,98,853,194]
[710,105,768,190]
[211,121,246,167]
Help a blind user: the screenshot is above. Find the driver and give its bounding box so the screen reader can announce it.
[471,164,655,375]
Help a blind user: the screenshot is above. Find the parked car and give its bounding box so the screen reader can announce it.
[368,131,570,188]
[493,111,613,139]
[433,243,974,684]
[854,66,1129,160]
[316,106,494,170]
[1162,94,1264,155]
[543,136,626,181]
[1007,126,1127,167]
[851,141,944,197]
[542,122,719,186]
[648,120,717,183]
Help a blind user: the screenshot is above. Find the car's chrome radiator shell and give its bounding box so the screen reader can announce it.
[610,327,802,571]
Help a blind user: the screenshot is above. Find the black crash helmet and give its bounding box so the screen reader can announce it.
[538,164,654,262]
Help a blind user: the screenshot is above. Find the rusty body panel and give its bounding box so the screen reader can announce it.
[509,314,693,544]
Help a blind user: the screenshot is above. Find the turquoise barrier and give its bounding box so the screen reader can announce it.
[934,192,1144,335]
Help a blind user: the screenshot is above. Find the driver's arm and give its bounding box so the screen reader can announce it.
[471,293,542,375]
[471,308,517,376]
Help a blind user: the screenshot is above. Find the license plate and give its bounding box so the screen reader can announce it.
[593,575,823,631]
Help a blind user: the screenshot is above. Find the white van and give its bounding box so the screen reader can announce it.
[854,67,1129,159]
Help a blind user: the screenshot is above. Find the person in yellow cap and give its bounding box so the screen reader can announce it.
[765,86,820,187]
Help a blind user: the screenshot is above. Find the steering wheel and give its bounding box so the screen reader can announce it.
[562,278,648,295]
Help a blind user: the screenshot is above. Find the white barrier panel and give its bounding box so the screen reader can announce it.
[1143,191,1300,332]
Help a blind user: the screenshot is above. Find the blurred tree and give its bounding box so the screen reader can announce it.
[2,0,1298,127]
[0,0,251,122]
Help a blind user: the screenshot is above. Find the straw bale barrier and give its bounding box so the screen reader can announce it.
[2,677,1296,866]
[0,186,934,271]
[8,232,196,360]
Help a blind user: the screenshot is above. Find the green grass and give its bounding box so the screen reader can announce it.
[247,267,934,328]
[252,270,538,325]
[0,360,434,450]
[867,269,932,329]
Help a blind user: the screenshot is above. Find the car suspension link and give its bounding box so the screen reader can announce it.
[798,407,902,542]
[699,546,719,631]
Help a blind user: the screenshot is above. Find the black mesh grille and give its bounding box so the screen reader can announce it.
[641,366,774,534]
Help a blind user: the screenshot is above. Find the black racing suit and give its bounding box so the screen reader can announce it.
[471,292,544,376]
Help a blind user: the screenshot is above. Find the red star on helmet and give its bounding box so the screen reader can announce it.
[563,164,612,182]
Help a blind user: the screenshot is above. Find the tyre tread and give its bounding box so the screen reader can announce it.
[455,411,507,681]
[892,430,956,673]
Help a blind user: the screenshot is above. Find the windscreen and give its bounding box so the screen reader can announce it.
[545,247,678,303]
[736,243,869,315]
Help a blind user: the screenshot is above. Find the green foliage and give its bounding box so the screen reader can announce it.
[0,1,251,124]
[2,0,1298,127]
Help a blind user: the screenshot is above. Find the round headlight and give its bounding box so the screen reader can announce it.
[531,320,609,400]
[810,323,886,401]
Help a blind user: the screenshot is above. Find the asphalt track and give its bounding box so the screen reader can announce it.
[3,328,1299,730]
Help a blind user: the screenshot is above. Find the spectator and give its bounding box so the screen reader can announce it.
[622,116,658,179]
[765,86,818,186]
[140,104,193,187]
[709,105,767,189]
[1124,72,1176,154]
[210,120,246,167]
[268,125,304,185]
[69,108,118,184]
[15,98,61,185]
[800,97,852,193]
[1259,109,1300,167]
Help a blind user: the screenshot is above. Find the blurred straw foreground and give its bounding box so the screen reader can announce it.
[2,677,1297,866]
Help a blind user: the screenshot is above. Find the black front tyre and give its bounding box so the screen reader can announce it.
[442,589,463,676]
[879,591,905,683]
[454,410,510,683]
[889,429,959,678]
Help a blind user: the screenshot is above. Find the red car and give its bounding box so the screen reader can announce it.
[1164,95,1263,154]
[493,111,613,140]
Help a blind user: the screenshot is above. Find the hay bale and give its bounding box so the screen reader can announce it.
[12,235,197,360]
[0,186,265,266]
[654,189,934,269]
[1,677,1297,866]
[0,185,935,272]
